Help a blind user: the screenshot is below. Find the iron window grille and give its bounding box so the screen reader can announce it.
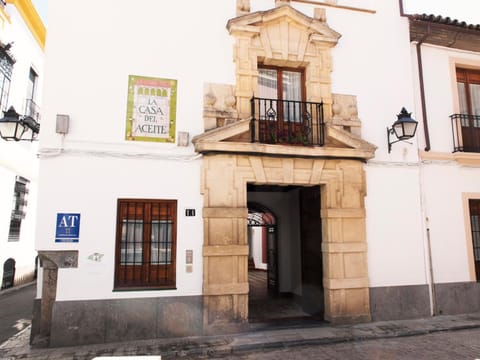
[8,176,29,242]
[114,199,177,290]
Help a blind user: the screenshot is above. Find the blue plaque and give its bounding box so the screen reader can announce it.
[55,213,81,243]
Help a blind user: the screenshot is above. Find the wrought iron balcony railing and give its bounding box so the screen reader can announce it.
[250,97,324,146]
[450,113,480,153]
[24,98,40,123]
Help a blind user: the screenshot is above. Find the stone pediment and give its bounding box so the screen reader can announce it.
[227,5,341,49]
[192,119,376,160]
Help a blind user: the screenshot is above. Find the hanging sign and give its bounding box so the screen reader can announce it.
[55,213,81,243]
[125,75,177,143]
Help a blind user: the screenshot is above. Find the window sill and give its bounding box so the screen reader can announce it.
[113,286,177,292]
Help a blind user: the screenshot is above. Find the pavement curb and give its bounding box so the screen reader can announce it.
[1,312,480,359]
[0,281,36,297]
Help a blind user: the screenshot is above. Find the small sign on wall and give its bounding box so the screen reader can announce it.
[185,208,196,217]
[55,213,81,243]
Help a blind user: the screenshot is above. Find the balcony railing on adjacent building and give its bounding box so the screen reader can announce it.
[450,113,480,153]
[24,98,40,122]
[250,97,325,146]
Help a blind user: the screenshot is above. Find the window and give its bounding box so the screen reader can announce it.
[9,177,29,242]
[114,199,177,289]
[0,46,14,112]
[469,199,480,282]
[457,68,480,116]
[26,67,38,101]
[258,66,305,123]
[456,68,480,151]
[24,67,40,121]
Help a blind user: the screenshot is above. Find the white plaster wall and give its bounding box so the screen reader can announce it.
[36,155,203,301]
[249,227,267,270]
[421,163,480,283]
[406,42,480,284]
[40,0,235,149]
[312,0,416,161]
[365,164,427,287]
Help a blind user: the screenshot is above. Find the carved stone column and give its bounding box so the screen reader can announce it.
[201,155,250,327]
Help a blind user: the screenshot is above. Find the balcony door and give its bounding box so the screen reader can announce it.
[457,68,480,151]
[258,66,306,143]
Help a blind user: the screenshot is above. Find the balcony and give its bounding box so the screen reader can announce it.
[24,98,40,122]
[451,113,480,153]
[250,97,324,146]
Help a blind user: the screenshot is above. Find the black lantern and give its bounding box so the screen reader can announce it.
[0,107,26,141]
[0,106,40,141]
[387,107,418,153]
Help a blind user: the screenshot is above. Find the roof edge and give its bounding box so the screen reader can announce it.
[6,0,45,50]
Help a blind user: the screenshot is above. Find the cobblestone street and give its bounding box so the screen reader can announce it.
[2,312,480,359]
[216,328,480,360]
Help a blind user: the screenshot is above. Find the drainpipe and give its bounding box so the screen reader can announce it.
[399,0,431,151]
[416,38,431,151]
[426,226,437,315]
[398,0,405,16]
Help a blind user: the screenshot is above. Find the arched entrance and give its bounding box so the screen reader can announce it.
[2,258,16,290]
[248,201,277,294]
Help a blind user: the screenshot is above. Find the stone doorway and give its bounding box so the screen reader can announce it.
[199,153,371,328]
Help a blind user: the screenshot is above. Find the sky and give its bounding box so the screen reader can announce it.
[403,0,478,23]
[30,0,479,26]
[31,0,47,24]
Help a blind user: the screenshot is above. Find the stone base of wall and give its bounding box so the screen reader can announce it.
[370,282,480,321]
[435,282,480,315]
[31,296,203,347]
[369,284,430,321]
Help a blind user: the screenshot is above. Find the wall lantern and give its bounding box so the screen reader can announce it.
[0,106,40,141]
[387,107,418,153]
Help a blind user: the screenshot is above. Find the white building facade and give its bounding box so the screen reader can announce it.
[32,0,480,347]
[0,0,44,291]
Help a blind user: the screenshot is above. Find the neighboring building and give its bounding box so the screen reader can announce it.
[0,0,44,290]
[31,0,480,348]
[407,13,480,315]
